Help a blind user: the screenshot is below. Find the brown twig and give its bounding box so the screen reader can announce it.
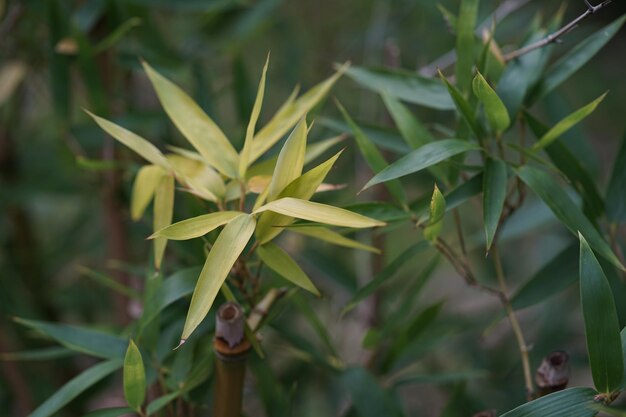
[503,0,613,62]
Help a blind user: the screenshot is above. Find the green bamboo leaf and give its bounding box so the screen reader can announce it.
[528,14,626,104]
[181,214,256,342]
[29,359,123,417]
[424,185,446,242]
[254,198,386,228]
[362,139,480,190]
[344,66,454,110]
[439,70,483,139]
[532,93,607,152]
[606,132,626,223]
[151,211,242,240]
[256,150,343,243]
[499,387,599,417]
[142,61,239,177]
[382,93,434,148]
[14,318,127,359]
[437,4,457,32]
[92,17,142,54]
[131,165,164,221]
[516,166,623,271]
[455,0,479,93]
[579,233,624,394]
[249,64,347,163]
[472,72,510,134]
[340,367,403,417]
[288,225,380,253]
[266,118,307,201]
[82,407,134,417]
[483,158,507,251]
[146,391,182,416]
[153,173,174,270]
[257,242,319,295]
[239,54,269,177]
[336,100,407,207]
[123,340,146,412]
[85,111,171,169]
[0,347,73,362]
[167,152,225,200]
[342,241,430,315]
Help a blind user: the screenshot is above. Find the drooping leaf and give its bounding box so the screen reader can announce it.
[455,0,479,93]
[499,387,599,417]
[439,71,483,139]
[362,139,480,190]
[151,211,242,240]
[424,185,446,242]
[532,93,607,151]
[29,359,123,417]
[14,318,127,359]
[142,61,239,177]
[131,165,164,221]
[266,118,307,201]
[606,132,626,224]
[482,158,507,250]
[257,242,319,295]
[254,198,386,229]
[288,225,380,253]
[153,173,174,269]
[344,66,454,110]
[239,54,269,177]
[579,233,624,394]
[123,340,146,412]
[85,111,171,169]
[472,72,510,134]
[181,214,256,342]
[516,165,623,271]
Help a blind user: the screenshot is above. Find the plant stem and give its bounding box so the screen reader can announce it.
[492,245,533,399]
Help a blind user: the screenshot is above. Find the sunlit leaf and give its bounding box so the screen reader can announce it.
[288,225,380,253]
[424,185,446,241]
[482,158,507,251]
[500,387,598,417]
[153,174,174,270]
[131,165,165,221]
[181,214,256,342]
[123,340,146,412]
[532,93,607,151]
[579,233,624,394]
[142,61,239,177]
[266,118,307,201]
[472,71,510,134]
[151,211,242,240]
[254,198,385,228]
[257,242,319,295]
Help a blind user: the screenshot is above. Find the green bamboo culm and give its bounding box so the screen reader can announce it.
[213,302,251,417]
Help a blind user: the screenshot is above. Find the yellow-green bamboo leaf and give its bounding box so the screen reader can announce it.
[123,340,146,412]
[532,92,607,152]
[181,214,256,342]
[249,63,348,163]
[153,174,174,269]
[142,61,239,177]
[424,184,446,241]
[289,225,380,253]
[266,118,307,201]
[239,54,270,177]
[131,165,165,221]
[257,242,319,295]
[85,110,171,169]
[151,211,242,240]
[167,153,225,199]
[254,197,385,228]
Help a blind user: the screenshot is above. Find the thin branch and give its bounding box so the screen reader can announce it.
[503,0,613,62]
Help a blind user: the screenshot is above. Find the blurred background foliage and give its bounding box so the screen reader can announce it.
[1,0,625,416]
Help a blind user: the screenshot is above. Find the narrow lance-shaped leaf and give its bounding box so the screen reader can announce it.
[288,225,380,253]
[362,139,480,190]
[532,92,607,151]
[181,214,256,342]
[239,54,269,177]
[499,387,599,417]
[82,407,134,417]
[381,93,434,149]
[455,0,479,93]
[254,197,385,229]
[482,158,507,251]
[85,111,171,169]
[336,100,407,207]
[266,118,307,201]
[579,233,624,394]
[516,165,624,271]
[257,242,319,295]
[424,185,446,242]
[131,165,164,221]
[255,150,343,244]
[123,340,146,412]
[153,173,174,270]
[29,359,123,417]
[472,72,510,134]
[439,70,483,139]
[151,211,242,240]
[142,61,239,177]
[606,132,626,223]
